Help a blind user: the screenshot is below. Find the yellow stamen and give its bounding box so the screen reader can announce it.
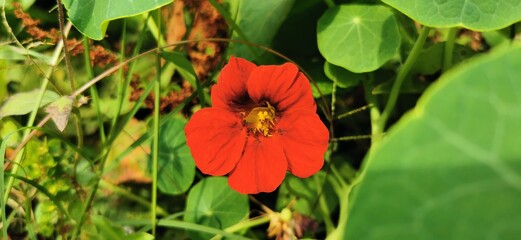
[243,102,276,137]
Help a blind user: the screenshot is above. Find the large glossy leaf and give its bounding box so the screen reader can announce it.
[229,0,295,59]
[62,0,172,40]
[317,4,401,73]
[345,45,521,239]
[382,0,521,31]
[154,117,195,195]
[184,177,249,240]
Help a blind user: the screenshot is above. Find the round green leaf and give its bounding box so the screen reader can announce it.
[155,117,195,195]
[324,61,362,88]
[345,46,521,239]
[382,0,521,31]
[62,0,172,40]
[184,177,249,240]
[317,5,401,73]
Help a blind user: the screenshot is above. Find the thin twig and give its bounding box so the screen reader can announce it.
[56,0,75,92]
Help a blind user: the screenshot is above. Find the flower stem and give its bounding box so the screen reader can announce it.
[324,0,336,8]
[326,184,351,240]
[151,9,162,236]
[224,215,271,233]
[363,74,382,143]
[376,26,431,137]
[443,28,458,72]
[210,215,271,240]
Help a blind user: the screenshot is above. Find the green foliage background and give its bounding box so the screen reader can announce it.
[1,0,521,239]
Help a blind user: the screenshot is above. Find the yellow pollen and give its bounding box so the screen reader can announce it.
[243,102,276,137]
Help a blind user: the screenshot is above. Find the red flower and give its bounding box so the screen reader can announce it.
[185,57,329,194]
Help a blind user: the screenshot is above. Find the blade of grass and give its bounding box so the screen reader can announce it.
[157,219,251,240]
[1,130,8,238]
[106,17,149,148]
[151,9,162,235]
[82,39,106,143]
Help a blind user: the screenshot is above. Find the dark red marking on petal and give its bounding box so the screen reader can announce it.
[211,56,256,111]
[247,63,316,112]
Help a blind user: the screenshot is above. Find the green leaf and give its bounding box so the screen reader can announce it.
[160,52,198,89]
[127,232,155,240]
[411,43,476,75]
[276,172,338,221]
[345,45,521,239]
[62,0,172,40]
[229,0,295,59]
[92,215,126,240]
[382,0,521,31]
[0,118,21,147]
[35,200,59,237]
[317,4,401,73]
[0,90,60,118]
[311,79,333,98]
[482,29,512,48]
[184,177,249,240]
[45,96,74,132]
[0,45,52,63]
[323,61,362,88]
[155,117,195,195]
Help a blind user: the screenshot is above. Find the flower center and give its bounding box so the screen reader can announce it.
[243,102,276,137]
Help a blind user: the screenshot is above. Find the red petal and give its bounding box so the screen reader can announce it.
[185,108,247,176]
[228,136,288,194]
[278,109,329,178]
[247,63,315,112]
[211,56,257,110]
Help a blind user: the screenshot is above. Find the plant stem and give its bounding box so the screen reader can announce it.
[316,179,335,234]
[151,9,162,236]
[82,39,106,143]
[56,0,75,92]
[326,184,351,240]
[362,74,382,143]
[443,28,458,72]
[324,0,335,8]
[144,13,166,46]
[224,215,270,233]
[110,20,127,135]
[210,215,271,240]
[376,26,431,137]
[330,81,337,138]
